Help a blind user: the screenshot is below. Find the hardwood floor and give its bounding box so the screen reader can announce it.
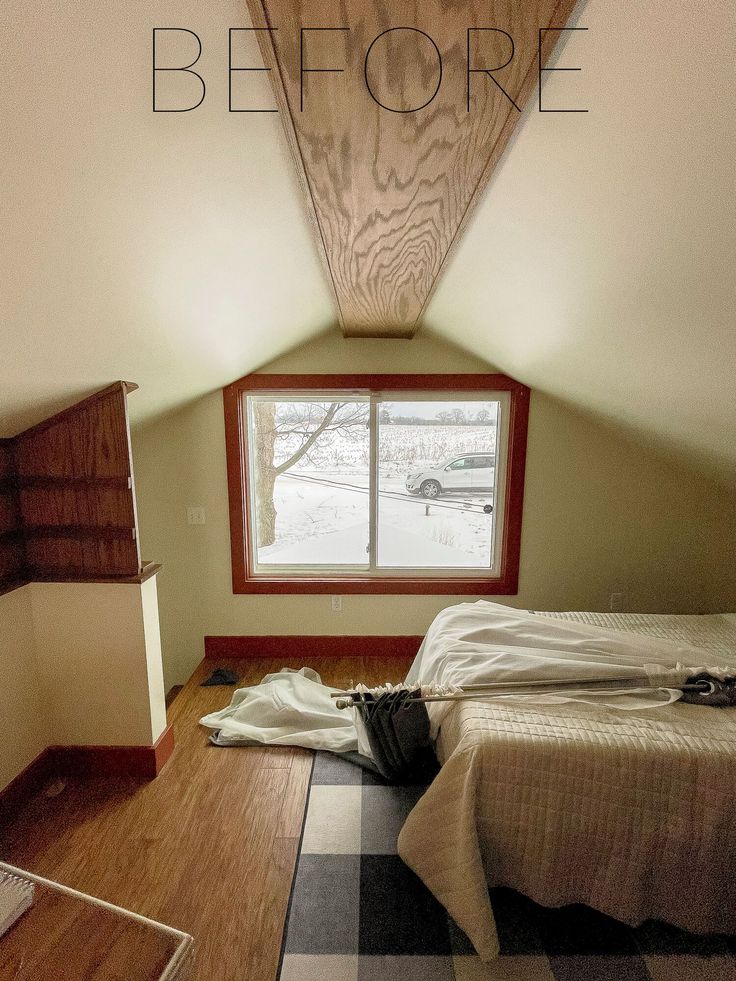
[0,655,413,981]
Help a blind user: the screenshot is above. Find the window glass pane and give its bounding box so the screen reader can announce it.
[248,397,370,566]
[377,400,498,569]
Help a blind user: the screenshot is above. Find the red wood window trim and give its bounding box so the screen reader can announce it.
[223,374,529,595]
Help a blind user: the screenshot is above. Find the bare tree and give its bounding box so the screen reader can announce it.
[253,401,368,547]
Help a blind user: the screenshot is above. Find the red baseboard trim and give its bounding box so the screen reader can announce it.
[204,635,423,659]
[50,723,175,780]
[0,725,175,824]
[0,747,55,826]
[152,722,176,773]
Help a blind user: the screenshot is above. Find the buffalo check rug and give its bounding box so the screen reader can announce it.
[276,751,736,981]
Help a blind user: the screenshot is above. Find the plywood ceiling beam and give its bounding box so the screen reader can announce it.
[245,0,579,337]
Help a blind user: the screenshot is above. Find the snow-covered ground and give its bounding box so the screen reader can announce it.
[257,471,493,568]
[256,422,497,569]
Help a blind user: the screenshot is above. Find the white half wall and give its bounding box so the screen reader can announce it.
[140,576,168,743]
[0,586,51,791]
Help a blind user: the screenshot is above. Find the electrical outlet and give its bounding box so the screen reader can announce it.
[609,592,624,612]
[331,595,342,612]
[187,506,206,525]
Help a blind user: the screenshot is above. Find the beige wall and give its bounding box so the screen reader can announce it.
[0,586,51,791]
[132,333,736,689]
[0,579,167,791]
[30,581,167,747]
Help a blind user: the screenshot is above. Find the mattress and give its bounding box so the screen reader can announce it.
[398,608,736,960]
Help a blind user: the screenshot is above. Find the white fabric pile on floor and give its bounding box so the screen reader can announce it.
[200,669,448,760]
[200,667,358,752]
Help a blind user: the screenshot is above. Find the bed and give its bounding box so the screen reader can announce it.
[397,603,736,960]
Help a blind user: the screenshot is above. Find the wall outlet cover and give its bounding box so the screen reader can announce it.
[187,506,206,525]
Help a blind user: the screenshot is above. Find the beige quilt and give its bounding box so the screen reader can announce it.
[398,611,736,960]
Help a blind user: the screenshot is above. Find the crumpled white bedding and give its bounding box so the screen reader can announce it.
[405,601,733,729]
[398,603,736,960]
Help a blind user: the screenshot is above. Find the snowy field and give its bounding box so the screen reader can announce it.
[272,421,496,474]
[257,424,496,569]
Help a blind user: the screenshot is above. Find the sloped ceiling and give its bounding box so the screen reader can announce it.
[426,0,736,480]
[0,0,336,436]
[1,0,735,485]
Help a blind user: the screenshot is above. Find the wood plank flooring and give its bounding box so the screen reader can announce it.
[0,655,413,981]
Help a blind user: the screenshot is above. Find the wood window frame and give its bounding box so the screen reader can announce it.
[223,373,529,595]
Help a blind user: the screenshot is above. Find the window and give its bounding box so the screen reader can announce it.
[224,374,529,594]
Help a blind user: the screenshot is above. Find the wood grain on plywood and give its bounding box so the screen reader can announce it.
[246,0,578,336]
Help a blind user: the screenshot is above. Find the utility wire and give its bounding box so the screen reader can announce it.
[281,471,493,515]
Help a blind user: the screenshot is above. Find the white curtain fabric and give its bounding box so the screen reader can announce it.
[200,667,358,752]
[405,602,732,736]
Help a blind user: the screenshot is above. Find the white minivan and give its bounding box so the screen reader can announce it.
[405,453,494,498]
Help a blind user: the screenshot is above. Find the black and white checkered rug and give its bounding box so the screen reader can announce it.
[277,751,736,981]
